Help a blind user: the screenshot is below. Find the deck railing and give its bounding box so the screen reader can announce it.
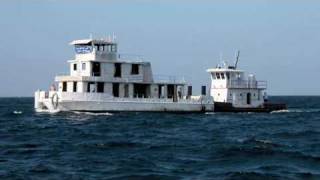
[153,75,186,84]
[58,92,201,103]
[227,80,267,89]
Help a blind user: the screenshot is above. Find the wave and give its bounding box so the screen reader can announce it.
[12,110,23,115]
[271,108,320,114]
[273,130,320,138]
[225,171,284,179]
[72,111,113,116]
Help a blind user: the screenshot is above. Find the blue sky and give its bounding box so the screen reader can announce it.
[0,0,319,96]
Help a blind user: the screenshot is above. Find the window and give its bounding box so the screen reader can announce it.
[87,82,95,93]
[131,64,139,75]
[124,84,129,97]
[73,82,77,92]
[73,64,77,71]
[111,45,117,52]
[92,62,101,76]
[212,73,216,79]
[113,83,119,97]
[221,73,225,79]
[226,72,230,79]
[114,63,121,77]
[97,82,104,93]
[62,82,67,92]
[82,63,86,70]
[216,73,220,79]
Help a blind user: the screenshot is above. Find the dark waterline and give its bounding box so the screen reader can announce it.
[1,96,320,179]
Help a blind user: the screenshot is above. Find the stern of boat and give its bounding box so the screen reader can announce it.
[34,90,61,113]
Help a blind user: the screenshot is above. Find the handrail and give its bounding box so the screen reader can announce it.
[153,74,186,84]
[227,80,267,89]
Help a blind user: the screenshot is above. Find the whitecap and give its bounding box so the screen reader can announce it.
[72,111,113,116]
[13,111,23,115]
[270,109,290,113]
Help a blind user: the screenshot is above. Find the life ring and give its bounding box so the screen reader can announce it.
[51,93,59,110]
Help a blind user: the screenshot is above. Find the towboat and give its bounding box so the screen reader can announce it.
[207,52,287,112]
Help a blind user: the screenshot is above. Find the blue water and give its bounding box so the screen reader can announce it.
[1,97,320,179]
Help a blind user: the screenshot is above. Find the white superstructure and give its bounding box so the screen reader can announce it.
[35,37,214,113]
[207,60,267,109]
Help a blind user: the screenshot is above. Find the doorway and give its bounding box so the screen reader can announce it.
[114,63,121,77]
[167,85,174,98]
[113,83,119,97]
[247,93,251,105]
[92,62,101,76]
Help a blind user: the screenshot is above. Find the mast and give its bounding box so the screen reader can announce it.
[234,50,240,69]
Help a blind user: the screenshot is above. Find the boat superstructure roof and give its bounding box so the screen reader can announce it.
[206,68,244,73]
[70,38,116,45]
[206,61,244,73]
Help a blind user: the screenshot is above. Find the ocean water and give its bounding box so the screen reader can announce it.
[0,96,320,180]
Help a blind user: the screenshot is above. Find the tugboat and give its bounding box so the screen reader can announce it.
[34,37,214,113]
[207,51,287,112]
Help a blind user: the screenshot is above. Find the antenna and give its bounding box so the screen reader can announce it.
[112,32,116,41]
[108,34,111,42]
[235,50,240,69]
[219,52,223,62]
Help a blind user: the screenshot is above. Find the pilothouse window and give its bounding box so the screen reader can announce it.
[216,73,220,79]
[226,72,230,79]
[221,73,225,79]
[212,73,216,79]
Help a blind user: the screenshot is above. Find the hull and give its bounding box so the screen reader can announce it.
[58,100,214,112]
[35,90,214,113]
[214,102,287,113]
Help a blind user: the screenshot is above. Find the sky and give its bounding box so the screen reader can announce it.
[0,0,320,96]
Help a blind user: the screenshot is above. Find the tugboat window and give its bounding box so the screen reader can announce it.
[221,73,225,79]
[73,64,77,71]
[212,73,216,79]
[216,73,220,79]
[82,63,86,70]
[226,72,230,79]
[131,64,139,75]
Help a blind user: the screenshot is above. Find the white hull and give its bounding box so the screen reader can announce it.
[35,91,214,113]
[59,101,212,112]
